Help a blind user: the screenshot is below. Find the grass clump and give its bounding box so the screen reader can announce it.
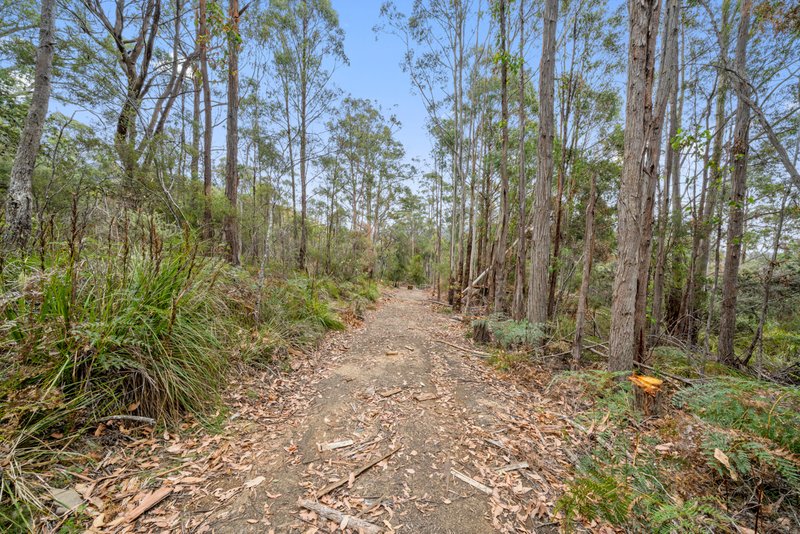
[471,314,543,350]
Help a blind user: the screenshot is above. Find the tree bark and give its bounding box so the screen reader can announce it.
[511,0,527,320]
[224,0,241,266]
[608,0,660,372]
[199,0,213,239]
[3,0,55,251]
[491,0,510,313]
[527,0,557,325]
[573,173,596,366]
[718,0,752,366]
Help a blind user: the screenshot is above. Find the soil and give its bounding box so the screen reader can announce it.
[109,289,573,533]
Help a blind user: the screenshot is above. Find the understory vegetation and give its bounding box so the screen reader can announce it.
[0,217,379,530]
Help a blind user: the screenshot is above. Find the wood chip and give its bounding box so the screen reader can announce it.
[298,499,381,534]
[385,351,399,356]
[450,469,492,494]
[378,387,403,398]
[413,392,439,402]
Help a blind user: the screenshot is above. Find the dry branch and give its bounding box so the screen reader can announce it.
[315,446,401,499]
[298,499,382,534]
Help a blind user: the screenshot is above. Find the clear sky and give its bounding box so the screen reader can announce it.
[330,1,433,174]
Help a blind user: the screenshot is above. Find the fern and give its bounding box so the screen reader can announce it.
[674,377,800,453]
[702,431,800,491]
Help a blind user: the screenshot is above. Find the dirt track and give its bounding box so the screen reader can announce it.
[153,289,568,533]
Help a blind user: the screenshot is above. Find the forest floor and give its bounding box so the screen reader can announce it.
[91,288,580,533]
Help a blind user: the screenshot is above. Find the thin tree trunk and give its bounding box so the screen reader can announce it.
[224,0,241,266]
[742,189,789,366]
[491,0,510,313]
[718,0,752,366]
[199,0,213,239]
[512,0,527,320]
[3,0,55,250]
[297,14,309,271]
[527,0,557,325]
[573,173,596,366]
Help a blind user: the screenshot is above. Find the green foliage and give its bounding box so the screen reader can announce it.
[702,431,800,490]
[471,314,543,350]
[673,377,800,453]
[556,442,730,532]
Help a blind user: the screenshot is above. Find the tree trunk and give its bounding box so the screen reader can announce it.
[718,0,752,366]
[190,70,201,183]
[491,0,510,313]
[742,189,789,367]
[199,0,213,240]
[3,0,55,251]
[511,0,527,321]
[297,13,309,271]
[608,0,660,372]
[224,0,241,266]
[527,0,557,325]
[573,173,596,366]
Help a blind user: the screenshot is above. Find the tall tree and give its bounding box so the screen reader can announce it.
[511,0,527,320]
[267,0,345,271]
[608,0,660,372]
[224,0,242,265]
[491,0,510,312]
[199,0,214,238]
[3,0,55,250]
[718,0,752,365]
[527,0,557,324]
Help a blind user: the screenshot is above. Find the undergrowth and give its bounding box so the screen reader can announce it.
[554,369,800,532]
[0,218,378,530]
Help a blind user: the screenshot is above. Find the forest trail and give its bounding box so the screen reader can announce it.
[158,289,567,533]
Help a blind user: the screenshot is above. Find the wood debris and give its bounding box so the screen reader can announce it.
[450,468,492,494]
[298,499,382,534]
[319,439,355,451]
[315,447,401,499]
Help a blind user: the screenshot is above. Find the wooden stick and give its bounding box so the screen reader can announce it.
[298,500,382,534]
[315,447,401,499]
[432,339,489,357]
[98,415,157,425]
[450,469,492,494]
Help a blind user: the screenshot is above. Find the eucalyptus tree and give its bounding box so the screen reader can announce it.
[2,0,55,249]
[378,0,474,304]
[718,0,753,365]
[527,0,557,324]
[264,0,346,271]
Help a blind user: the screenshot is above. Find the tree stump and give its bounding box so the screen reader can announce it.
[629,374,664,416]
[472,319,492,344]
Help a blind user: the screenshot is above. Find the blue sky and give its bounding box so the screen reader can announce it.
[330,1,432,173]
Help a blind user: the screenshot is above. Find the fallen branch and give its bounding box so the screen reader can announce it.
[98,415,157,426]
[432,339,489,358]
[298,500,382,534]
[450,468,492,494]
[315,446,401,499]
[109,486,172,527]
[496,461,529,473]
